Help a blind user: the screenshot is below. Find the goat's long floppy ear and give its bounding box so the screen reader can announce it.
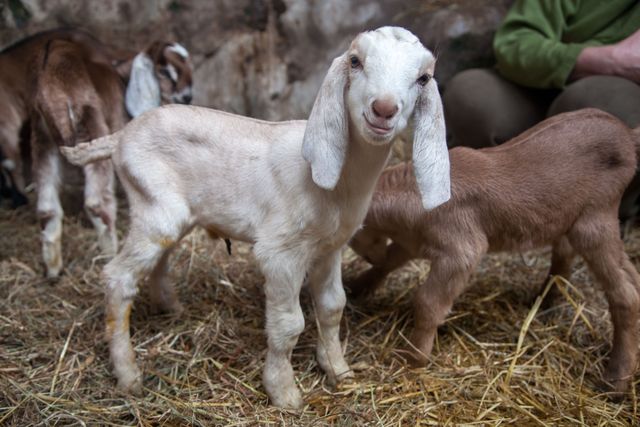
[412,79,451,209]
[125,53,161,117]
[302,53,349,190]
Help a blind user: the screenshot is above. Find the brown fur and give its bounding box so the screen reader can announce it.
[348,108,640,396]
[0,28,193,196]
[29,38,127,278]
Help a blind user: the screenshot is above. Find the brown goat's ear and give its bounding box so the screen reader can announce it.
[125,52,161,117]
[302,53,349,190]
[412,79,450,209]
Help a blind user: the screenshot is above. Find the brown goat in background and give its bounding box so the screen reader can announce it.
[348,109,640,396]
[0,28,193,205]
[0,29,193,278]
[30,38,126,278]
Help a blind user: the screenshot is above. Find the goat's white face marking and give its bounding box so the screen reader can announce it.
[168,43,189,59]
[346,27,435,146]
[165,64,178,82]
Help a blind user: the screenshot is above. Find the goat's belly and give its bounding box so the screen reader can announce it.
[199,220,255,244]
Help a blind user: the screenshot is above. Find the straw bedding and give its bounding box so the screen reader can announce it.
[1,197,638,426]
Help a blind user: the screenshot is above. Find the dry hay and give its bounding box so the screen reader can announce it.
[1,201,639,426]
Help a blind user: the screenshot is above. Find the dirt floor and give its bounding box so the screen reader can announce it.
[1,197,639,426]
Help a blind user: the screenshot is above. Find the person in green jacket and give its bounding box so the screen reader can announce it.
[443,0,640,219]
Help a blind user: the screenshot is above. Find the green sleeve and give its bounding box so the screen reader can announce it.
[493,0,594,89]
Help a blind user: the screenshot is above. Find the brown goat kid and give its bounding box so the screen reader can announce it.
[0,29,193,278]
[31,39,126,278]
[0,28,193,202]
[348,109,640,396]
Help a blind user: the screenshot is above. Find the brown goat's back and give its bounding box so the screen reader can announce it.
[369,109,637,253]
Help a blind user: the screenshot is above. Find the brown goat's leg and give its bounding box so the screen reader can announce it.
[148,248,183,315]
[571,223,640,396]
[83,159,117,255]
[32,133,64,279]
[537,236,575,309]
[346,242,413,298]
[409,254,480,365]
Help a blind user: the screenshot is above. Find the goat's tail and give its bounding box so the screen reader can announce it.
[60,131,121,166]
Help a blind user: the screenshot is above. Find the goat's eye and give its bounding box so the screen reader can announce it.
[350,55,361,69]
[417,73,431,86]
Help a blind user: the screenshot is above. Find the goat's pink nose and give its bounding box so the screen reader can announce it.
[372,98,399,119]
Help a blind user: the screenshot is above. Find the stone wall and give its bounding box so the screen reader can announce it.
[1,0,513,120]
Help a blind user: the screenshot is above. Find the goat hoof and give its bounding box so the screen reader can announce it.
[326,368,355,388]
[397,347,429,367]
[116,371,143,396]
[269,385,304,410]
[45,269,62,282]
[602,372,631,401]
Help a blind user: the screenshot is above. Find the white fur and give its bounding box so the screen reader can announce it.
[125,53,161,117]
[1,158,15,171]
[61,26,450,409]
[165,64,178,82]
[168,43,189,59]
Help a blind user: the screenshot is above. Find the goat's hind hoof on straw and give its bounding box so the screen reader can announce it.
[116,373,143,397]
[601,373,632,402]
[269,386,304,410]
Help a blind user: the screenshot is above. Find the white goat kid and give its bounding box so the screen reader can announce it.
[61,26,450,409]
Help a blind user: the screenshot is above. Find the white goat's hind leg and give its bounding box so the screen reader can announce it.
[34,147,64,279]
[256,246,307,409]
[105,199,191,394]
[84,159,117,255]
[105,236,167,394]
[148,249,183,314]
[308,250,352,385]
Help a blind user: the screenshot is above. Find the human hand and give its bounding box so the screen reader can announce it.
[609,29,640,83]
[572,29,640,83]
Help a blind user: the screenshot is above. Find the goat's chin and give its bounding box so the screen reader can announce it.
[358,123,395,146]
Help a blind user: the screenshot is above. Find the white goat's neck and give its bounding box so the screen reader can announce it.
[335,129,392,202]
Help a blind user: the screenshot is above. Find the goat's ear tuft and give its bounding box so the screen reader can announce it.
[125,53,161,117]
[412,79,451,209]
[302,53,349,190]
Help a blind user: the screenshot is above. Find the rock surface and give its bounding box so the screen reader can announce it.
[1,0,513,120]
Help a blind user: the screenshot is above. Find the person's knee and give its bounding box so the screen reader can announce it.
[549,76,640,127]
[444,68,547,148]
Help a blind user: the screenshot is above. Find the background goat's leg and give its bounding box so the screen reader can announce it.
[0,120,26,196]
[308,251,353,385]
[83,159,117,255]
[148,248,183,314]
[569,218,640,396]
[83,109,118,255]
[410,251,482,365]
[346,242,414,298]
[32,137,64,279]
[258,247,306,409]
[537,236,575,309]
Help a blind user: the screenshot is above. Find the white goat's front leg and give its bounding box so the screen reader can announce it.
[34,146,64,279]
[83,159,117,255]
[256,246,307,409]
[307,250,353,385]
